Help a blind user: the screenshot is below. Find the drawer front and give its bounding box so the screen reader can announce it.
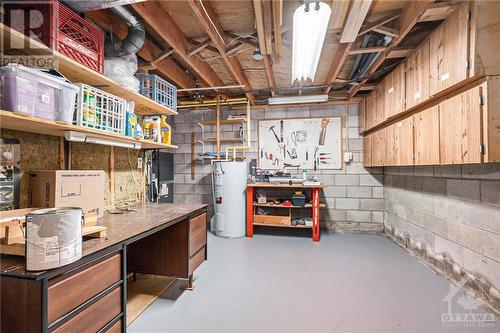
[51,287,122,333]
[105,319,122,333]
[48,253,121,324]
[189,213,207,257]
[189,247,206,276]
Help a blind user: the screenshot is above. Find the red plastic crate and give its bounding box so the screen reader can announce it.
[4,0,104,73]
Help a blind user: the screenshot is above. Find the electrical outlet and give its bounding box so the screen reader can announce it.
[137,157,143,169]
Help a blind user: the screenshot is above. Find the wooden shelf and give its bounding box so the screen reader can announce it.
[199,119,246,125]
[253,202,326,208]
[0,111,178,150]
[253,222,312,229]
[1,23,177,116]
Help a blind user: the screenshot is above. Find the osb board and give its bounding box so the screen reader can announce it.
[127,274,177,326]
[2,130,142,210]
[1,129,60,207]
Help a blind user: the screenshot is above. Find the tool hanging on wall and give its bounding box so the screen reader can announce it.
[319,118,330,145]
[269,125,280,143]
[273,158,279,166]
[280,120,284,143]
[306,149,309,161]
[287,148,298,159]
[313,146,319,171]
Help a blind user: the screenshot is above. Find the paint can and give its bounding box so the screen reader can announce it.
[26,207,83,271]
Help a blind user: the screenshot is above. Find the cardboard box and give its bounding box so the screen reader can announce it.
[29,170,105,217]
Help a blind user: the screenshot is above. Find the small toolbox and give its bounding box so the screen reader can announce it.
[292,191,306,206]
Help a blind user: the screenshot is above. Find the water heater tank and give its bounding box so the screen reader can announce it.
[212,161,247,238]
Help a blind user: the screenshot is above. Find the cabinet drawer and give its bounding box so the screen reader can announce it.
[189,213,207,257]
[189,247,206,276]
[51,287,122,333]
[48,254,121,324]
[105,319,122,333]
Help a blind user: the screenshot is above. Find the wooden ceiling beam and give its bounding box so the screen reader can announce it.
[372,25,400,38]
[187,0,255,104]
[349,0,433,98]
[340,0,373,43]
[419,2,456,22]
[357,11,401,37]
[272,0,282,55]
[84,9,197,89]
[323,42,353,94]
[187,38,213,56]
[262,0,273,54]
[349,46,388,55]
[132,1,224,87]
[263,55,276,97]
[253,0,267,54]
[386,46,413,59]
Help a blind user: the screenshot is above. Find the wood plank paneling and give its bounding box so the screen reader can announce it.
[363,134,372,167]
[365,92,376,129]
[375,84,385,125]
[394,117,414,166]
[414,106,440,165]
[429,2,469,96]
[406,39,430,109]
[439,87,482,164]
[372,128,386,167]
[384,63,406,118]
[482,77,500,162]
[385,124,395,166]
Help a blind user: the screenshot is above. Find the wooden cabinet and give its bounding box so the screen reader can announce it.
[372,128,386,167]
[394,117,414,166]
[358,99,366,133]
[375,84,385,125]
[439,85,483,164]
[363,134,372,167]
[480,76,500,162]
[429,2,469,96]
[384,63,406,118]
[406,39,430,109]
[385,124,395,166]
[414,106,440,165]
[365,91,376,130]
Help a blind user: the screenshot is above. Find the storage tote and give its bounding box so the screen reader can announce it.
[73,83,127,135]
[0,64,78,123]
[137,74,177,111]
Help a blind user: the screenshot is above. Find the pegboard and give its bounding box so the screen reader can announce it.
[258,117,342,170]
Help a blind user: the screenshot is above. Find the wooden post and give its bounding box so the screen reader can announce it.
[59,137,65,170]
[109,146,115,207]
[191,132,196,180]
[216,95,221,160]
[311,188,320,242]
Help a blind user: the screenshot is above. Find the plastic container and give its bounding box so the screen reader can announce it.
[73,83,127,134]
[136,74,177,111]
[1,64,78,123]
[4,0,105,73]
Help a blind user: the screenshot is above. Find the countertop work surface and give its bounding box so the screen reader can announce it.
[0,203,207,279]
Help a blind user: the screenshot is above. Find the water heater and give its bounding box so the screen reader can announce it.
[212,161,247,238]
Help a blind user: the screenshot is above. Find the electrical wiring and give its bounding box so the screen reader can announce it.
[195,46,253,62]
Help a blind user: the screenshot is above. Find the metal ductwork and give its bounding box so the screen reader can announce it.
[105,5,145,57]
[63,0,146,57]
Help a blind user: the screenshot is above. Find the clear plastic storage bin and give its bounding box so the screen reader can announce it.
[73,83,127,135]
[1,64,78,123]
[136,74,177,111]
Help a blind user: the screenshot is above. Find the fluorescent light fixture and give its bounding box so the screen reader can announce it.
[292,2,331,83]
[64,131,141,149]
[268,95,329,105]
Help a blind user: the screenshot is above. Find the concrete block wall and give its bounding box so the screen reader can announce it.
[171,103,384,231]
[384,164,500,309]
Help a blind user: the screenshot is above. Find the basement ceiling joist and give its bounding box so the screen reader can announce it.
[132,1,225,88]
[349,0,433,98]
[85,9,197,89]
[187,0,255,104]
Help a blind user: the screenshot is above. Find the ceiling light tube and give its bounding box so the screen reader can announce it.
[268,95,329,105]
[292,2,331,83]
[64,131,141,149]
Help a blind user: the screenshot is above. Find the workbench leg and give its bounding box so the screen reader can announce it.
[312,188,320,242]
[186,275,195,291]
[246,187,254,237]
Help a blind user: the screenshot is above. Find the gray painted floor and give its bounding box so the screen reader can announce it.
[129,230,498,333]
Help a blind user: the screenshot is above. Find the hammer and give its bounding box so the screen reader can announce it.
[269,125,280,143]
